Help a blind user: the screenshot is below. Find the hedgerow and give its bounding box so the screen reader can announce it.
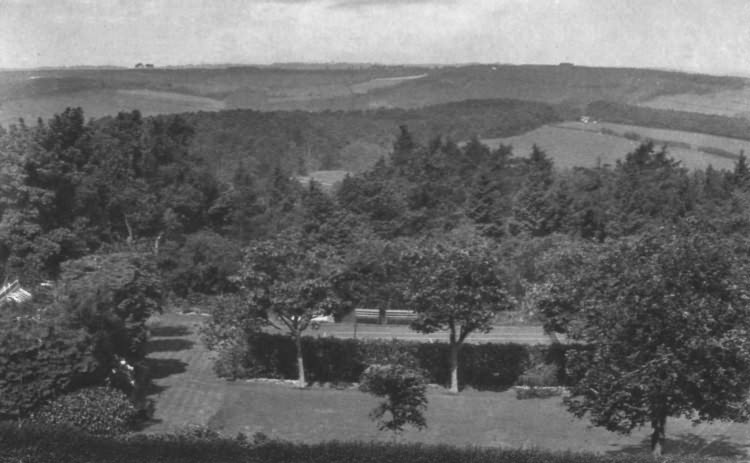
[0,423,726,463]
[213,332,584,390]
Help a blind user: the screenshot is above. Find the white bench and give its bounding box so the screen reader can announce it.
[355,308,416,325]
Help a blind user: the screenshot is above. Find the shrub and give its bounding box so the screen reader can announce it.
[0,422,723,462]
[359,364,428,433]
[0,327,98,419]
[213,332,584,390]
[30,386,139,436]
[623,131,641,141]
[515,385,564,400]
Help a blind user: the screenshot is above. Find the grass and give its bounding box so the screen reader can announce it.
[561,121,750,159]
[641,85,750,118]
[207,382,749,458]
[141,313,749,458]
[0,88,225,127]
[483,124,738,171]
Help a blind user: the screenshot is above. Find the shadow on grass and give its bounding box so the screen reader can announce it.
[150,325,192,337]
[608,433,748,458]
[145,357,189,380]
[147,338,195,354]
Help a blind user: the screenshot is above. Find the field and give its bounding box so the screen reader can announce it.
[142,313,750,458]
[1,64,747,126]
[0,88,226,127]
[640,85,750,118]
[483,122,742,171]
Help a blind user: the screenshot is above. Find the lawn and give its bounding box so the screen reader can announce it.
[143,313,749,458]
[207,382,749,458]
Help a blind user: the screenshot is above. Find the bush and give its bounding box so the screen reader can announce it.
[623,131,641,141]
[359,364,428,433]
[0,327,98,419]
[0,422,722,463]
[515,386,564,400]
[213,332,584,390]
[30,386,139,436]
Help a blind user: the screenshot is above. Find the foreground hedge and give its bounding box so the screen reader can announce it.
[214,333,585,390]
[0,423,723,463]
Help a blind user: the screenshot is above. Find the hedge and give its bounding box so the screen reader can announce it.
[0,423,724,463]
[30,387,139,436]
[214,333,585,390]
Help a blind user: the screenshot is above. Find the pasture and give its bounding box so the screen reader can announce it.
[640,85,750,118]
[483,124,739,171]
[2,64,746,126]
[142,313,750,458]
[0,88,226,127]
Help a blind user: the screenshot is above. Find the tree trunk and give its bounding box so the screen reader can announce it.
[650,415,667,457]
[294,333,306,388]
[449,342,460,394]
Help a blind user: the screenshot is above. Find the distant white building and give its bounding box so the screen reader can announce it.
[0,280,32,306]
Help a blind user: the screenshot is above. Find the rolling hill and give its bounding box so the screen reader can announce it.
[2,64,747,127]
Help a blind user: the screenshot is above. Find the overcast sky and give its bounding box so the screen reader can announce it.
[2,0,750,75]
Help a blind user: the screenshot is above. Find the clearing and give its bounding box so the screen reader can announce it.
[483,123,741,171]
[142,312,750,458]
[640,85,750,118]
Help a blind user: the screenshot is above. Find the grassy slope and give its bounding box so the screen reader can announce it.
[142,313,749,458]
[1,64,744,125]
[483,124,739,171]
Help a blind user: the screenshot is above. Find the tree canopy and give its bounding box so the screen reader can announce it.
[539,223,750,455]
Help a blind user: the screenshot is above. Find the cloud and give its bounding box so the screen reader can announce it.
[332,0,456,8]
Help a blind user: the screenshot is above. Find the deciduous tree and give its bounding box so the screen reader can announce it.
[539,223,750,456]
[402,230,513,393]
[233,235,341,387]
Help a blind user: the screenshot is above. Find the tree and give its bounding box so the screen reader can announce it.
[233,235,340,387]
[337,238,411,324]
[539,223,750,456]
[512,145,565,237]
[359,364,428,435]
[58,252,164,361]
[402,230,514,393]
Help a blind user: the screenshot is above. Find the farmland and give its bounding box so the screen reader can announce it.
[640,85,750,118]
[483,122,743,171]
[1,64,747,126]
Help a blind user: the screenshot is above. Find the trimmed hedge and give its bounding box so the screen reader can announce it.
[30,387,139,436]
[214,333,584,390]
[0,423,725,463]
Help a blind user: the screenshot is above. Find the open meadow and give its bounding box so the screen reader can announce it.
[483,123,740,170]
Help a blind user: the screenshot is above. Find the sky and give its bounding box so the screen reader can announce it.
[2,0,750,75]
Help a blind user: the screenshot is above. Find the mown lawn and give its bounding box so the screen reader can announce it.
[206,382,749,458]
[144,313,750,459]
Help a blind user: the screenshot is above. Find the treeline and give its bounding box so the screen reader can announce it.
[4,107,750,296]
[587,100,750,142]
[183,99,560,180]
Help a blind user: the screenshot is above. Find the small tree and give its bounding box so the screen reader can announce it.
[540,223,750,456]
[359,364,427,434]
[403,230,513,393]
[233,235,340,387]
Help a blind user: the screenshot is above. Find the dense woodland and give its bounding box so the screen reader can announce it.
[5,104,750,290]
[4,103,750,455]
